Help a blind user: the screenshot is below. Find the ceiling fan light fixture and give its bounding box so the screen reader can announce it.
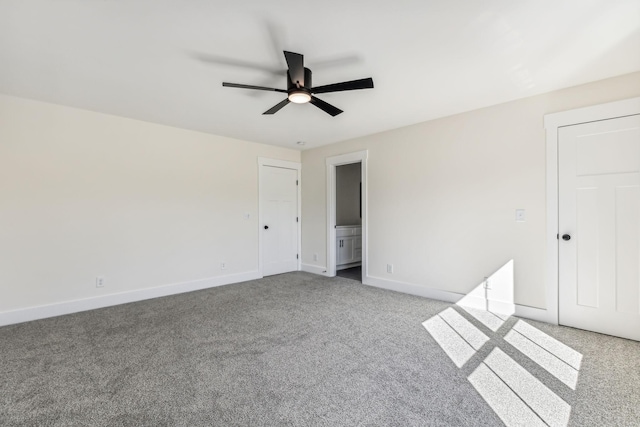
[222,51,372,116]
[288,91,311,104]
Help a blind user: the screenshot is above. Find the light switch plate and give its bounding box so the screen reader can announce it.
[516,209,525,222]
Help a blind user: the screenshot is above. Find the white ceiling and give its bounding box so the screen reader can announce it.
[1,1,639,150]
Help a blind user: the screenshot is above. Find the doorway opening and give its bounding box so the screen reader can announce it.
[326,150,368,282]
[335,162,362,282]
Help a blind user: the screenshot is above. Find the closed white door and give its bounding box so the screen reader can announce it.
[559,114,640,341]
[261,165,298,276]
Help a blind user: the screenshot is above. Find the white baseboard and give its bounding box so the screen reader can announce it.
[0,270,261,327]
[514,304,553,324]
[363,275,463,303]
[301,263,329,276]
[456,294,516,316]
[1,269,554,329]
[363,275,553,325]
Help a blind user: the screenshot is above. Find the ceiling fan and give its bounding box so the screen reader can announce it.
[222,51,374,116]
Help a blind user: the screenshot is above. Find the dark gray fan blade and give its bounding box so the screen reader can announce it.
[284,51,304,87]
[223,82,287,93]
[263,99,291,115]
[311,77,374,94]
[310,96,343,116]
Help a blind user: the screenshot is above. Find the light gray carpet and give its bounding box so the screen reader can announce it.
[1,272,639,426]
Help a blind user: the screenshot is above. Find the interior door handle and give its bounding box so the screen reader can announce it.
[264,225,269,230]
[562,234,571,241]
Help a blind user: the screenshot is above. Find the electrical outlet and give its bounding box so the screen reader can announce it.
[313,253,318,262]
[96,276,104,288]
[387,264,394,274]
[220,262,226,270]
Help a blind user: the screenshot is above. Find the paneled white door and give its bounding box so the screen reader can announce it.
[261,165,298,276]
[559,114,640,341]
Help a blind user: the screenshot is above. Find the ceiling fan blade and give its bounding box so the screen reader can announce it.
[223,82,287,93]
[310,96,343,116]
[311,77,374,94]
[263,99,291,115]
[284,51,305,87]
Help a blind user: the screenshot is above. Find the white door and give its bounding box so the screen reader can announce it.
[261,165,298,276]
[559,114,640,341]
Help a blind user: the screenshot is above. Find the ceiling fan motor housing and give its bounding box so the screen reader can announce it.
[288,67,312,92]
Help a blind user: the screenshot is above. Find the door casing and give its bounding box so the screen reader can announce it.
[326,150,368,278]
[544,97,640,325]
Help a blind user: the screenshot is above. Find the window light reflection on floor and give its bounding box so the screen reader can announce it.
[469,348,572,427]
[422,260,582,427]
[505,321,581,389]
[422,307,489,368]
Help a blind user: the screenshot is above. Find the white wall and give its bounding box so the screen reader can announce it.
[0,94,299,319]
[301,71,640,310]
[336,163,361,226]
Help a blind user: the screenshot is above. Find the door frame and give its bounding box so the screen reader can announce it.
[326,150,368,278]
[258,157,302,277]
[544,97,640,325]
